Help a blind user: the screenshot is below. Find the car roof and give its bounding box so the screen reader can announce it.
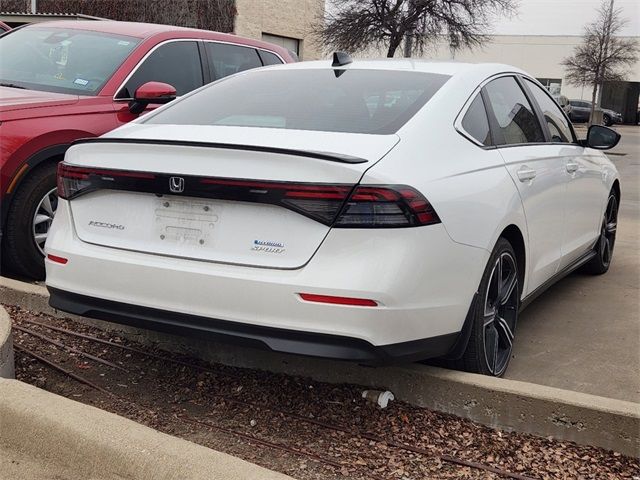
[21,20,200,38]
[264,58,526,78]
[17,20,290,54]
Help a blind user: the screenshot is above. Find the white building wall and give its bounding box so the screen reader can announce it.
[426,35,640,101]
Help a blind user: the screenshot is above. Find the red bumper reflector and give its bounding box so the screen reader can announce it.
[47,254,68,265]
[298,293,377,307]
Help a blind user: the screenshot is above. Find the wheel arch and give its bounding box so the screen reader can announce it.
[499,224,527,299]
[1,144,69,231]
[611,179,621,202]
[443,223,527,361]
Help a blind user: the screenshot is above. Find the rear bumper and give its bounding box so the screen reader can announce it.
[48,287,457,363]
[45,200,488,359]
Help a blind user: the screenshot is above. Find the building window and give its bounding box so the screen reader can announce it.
[536,78,562,96]
[262,33,300,59]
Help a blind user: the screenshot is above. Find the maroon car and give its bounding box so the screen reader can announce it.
[0,21,294,279]
[0,21,10,32]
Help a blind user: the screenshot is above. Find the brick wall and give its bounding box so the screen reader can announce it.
[234,0,324,60]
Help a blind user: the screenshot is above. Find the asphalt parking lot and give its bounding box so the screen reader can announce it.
[505,125,640,403]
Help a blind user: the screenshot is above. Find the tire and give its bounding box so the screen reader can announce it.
[2,162,58,280]
[603,114,612,126]
[459,238,520,377]
[582,192,618,275]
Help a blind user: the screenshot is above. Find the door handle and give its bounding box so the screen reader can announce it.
[517,166,537,182]
[566,162,579,174]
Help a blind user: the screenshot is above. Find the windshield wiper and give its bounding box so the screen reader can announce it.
[0,82,27,89]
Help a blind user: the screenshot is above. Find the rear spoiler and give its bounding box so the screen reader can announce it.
[72,137,368,165]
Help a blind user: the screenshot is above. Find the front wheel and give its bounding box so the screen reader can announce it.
[460,238,520,377]
[603,114,612,126]
[2,163,58,280]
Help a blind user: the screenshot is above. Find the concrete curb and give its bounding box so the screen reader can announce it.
[0,379,292,480]
[2,276,639,457]
[0,304,15,379]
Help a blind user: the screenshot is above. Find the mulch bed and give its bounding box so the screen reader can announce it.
[5,304,639,480]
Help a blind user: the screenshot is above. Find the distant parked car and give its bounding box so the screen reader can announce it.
[0,20,294,279]
[0,21,10,32]
[569,100,623,126]
[46,60,621,377]
[553,94,571,116]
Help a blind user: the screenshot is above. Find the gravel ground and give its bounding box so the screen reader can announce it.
[5,304,639,480]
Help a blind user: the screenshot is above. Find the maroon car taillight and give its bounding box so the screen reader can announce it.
[334,185,440,228]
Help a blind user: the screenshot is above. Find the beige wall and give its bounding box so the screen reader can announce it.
[234,0,324,60]
[428,35,640,101]
[360,35,640,101]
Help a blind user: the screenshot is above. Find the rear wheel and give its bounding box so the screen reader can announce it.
[2,163,58,280]
[582,193,618,275]
[460,238,520,377]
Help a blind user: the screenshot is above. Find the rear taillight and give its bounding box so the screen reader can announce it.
[57,163,155,200]
[56,163,439,228]
[334,185,440,227]
[200,178,352,225]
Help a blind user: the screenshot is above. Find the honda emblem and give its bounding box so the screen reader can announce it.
[169,176,185,193]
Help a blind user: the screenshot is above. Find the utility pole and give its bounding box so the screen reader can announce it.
[30,0,37,14]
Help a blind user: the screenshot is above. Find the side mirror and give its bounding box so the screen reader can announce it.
[128,81,176,115]
[581,125,621,150]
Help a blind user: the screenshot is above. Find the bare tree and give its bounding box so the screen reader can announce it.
[317,0,517,58]
[562,0,639,125]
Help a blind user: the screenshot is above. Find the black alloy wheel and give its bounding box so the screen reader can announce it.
[459,238,520,377]
[1,163,58,280]
[583,193,618,275]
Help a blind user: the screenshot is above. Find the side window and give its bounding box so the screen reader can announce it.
[483,76,545,145]
[258,50,284,66]
[524,79,573,143]
[118,41,203,98]
[205,43,262,80]
[461,94,492,146]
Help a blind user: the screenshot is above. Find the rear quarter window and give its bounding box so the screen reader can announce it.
[258,50,283,65]
[206,42,262,80]
[461,94,492,146]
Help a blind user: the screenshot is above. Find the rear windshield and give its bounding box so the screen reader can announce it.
[145,69,450,134]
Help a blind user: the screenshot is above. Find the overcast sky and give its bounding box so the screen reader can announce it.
[492,0,639,36]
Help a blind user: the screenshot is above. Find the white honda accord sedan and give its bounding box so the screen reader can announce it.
[45,57,621,376]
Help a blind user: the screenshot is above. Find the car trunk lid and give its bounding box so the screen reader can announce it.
[63,126,399,269]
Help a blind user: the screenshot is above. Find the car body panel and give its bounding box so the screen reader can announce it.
[0,87,79,112]
[499,146,568,293]
[560,148,611,268]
